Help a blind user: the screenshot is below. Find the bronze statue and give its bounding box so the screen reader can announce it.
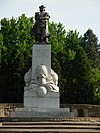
[31,5,50,43]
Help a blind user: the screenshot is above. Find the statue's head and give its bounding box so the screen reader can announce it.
[39,5,46,12]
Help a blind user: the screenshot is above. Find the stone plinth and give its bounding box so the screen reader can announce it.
[24,44,60,109]
[11,108,74,118]
[24,90,59,109]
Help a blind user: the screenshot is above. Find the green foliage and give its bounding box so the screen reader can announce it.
[49,22,66,53]
[0,32,3,64]
[83,29,100,68]
[65,30,83,60]
[69,48,93,103]
[0,14,35,102]
[90,68,100,104]
[60,30,94,103]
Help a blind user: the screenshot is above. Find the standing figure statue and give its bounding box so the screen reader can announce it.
[31,5,50,43]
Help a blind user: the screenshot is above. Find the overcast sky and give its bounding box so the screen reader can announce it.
[0,0,100,42]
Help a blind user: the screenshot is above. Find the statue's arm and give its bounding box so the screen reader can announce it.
[42,13,50,20]
[35,12,40,22]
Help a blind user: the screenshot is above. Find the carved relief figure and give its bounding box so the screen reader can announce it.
[24,65,59,94]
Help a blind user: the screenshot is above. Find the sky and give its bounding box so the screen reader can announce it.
[0,0,100,42]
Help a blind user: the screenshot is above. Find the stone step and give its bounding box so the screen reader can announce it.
[0,121,100,133]
[2,121,100,126]
[0,118,100,132]
[0,128,100,133]
[0,117,100,122]
[0,125,100,129]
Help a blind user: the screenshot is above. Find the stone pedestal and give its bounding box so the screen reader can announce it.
[24,44,60,109]
[32,44,51,80]
[11,43,74,118]
[24,91,59,109]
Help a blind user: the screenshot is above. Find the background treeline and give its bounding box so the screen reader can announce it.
[0,14,100,104]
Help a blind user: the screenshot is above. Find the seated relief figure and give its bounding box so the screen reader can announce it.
[24,65,59,94]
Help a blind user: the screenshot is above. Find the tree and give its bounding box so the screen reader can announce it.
[49,22,66,53]
[83,29,100,68]
[90,68,100,104]
[0,14,35,102]
[0,32,3,64]
[82,29,100,104]
[60,30,94,104]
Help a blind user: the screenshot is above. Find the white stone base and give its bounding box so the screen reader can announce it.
[24,90,59,109]
[11,107,74,118]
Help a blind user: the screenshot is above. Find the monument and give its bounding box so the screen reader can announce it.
[11,5,74,118]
